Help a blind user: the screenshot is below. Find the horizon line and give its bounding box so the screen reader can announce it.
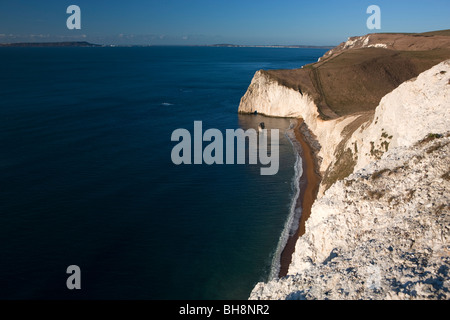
[0,41,336,48]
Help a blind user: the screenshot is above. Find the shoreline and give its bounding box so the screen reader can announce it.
[279,119,321,278]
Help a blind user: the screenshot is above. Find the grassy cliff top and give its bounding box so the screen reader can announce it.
[265,30,450,119]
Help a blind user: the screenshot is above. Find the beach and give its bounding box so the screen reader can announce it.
[279,119,321,277]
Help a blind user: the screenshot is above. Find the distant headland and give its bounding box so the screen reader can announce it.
[0,41,101,47]
[0,41,334,49]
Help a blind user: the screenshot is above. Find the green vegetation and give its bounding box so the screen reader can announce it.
[419,29,450,36]
[415,133,443,147]
[322,148,356,192]
[262,31,450,195]
[321,114,373,191]
[370,141,384,159]
[426,142,444,153]
[381,140,390,152]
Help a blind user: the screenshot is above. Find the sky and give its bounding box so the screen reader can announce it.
[0,0,449,45]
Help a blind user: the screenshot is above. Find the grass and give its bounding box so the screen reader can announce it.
[258,32,450,196]
[416,133,443,146]
[322,148,356,192]
[321,113,373,191]
[370,141,384,159]
[381,140,390,152]
[264,35,450,118]
[375,30,450,37]
[426,141,449,154]
[419,29,450,37]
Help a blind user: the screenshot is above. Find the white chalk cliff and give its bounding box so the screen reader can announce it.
[240,60,450,299]
[239,69,362,196]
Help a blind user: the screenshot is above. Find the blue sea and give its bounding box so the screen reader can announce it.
[0,46,326,299]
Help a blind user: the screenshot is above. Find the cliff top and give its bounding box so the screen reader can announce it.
[264,30,450,119]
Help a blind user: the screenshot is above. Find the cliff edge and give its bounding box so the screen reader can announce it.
[239,31,450,299]
[251,130,450,299]
[240,30,450,119]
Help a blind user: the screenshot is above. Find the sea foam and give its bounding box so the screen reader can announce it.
[268,120,303,280]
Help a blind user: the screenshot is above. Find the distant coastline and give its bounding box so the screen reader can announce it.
[0,41,334,49]
[0,41,101,47]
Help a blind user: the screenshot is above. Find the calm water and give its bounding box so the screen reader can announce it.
[0,46,326,299]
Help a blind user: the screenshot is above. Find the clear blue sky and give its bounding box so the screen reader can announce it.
[0,0,449,45]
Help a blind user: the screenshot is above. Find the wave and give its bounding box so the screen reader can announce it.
[268,120,304,280]
[161,102,174,106]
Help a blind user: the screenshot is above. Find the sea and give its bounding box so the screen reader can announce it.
[0,46,326,299]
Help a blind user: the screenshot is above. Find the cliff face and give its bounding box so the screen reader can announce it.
[251,131,450,299]
[239,69,363,196]
[239,39,450,298]
[239,59,450,194]
[351,60,450,171]
[322,60,450,192]
[239,69,318,119]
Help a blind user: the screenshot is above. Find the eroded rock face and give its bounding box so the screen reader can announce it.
[238,69,318,119]
[239,60,450,196]
[350,60,450,172]
[245,60,450,300]
[238,69,361,195]
[250,133,450,300]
